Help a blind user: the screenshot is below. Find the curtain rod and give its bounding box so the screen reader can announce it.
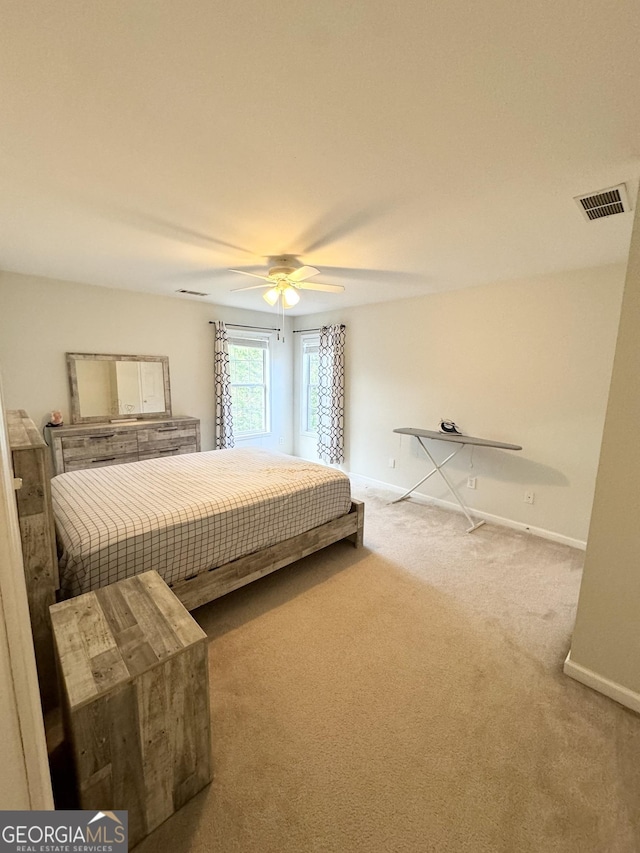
[209,320,281,332]
[293,324,346,334]
[209,321,282,341]
[209,322,281,332]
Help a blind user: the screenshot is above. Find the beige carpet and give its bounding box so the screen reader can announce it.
[135,486,640,853]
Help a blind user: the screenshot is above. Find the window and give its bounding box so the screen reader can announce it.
[301,334,320,434]
[228,333,270,436]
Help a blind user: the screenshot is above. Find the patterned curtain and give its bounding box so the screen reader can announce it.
[317,324,345,464]
[213,321,235,449]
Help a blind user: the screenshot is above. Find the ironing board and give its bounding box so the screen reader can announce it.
[393,427,522,532]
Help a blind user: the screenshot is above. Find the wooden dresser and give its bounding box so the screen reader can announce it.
[46,416,200,475]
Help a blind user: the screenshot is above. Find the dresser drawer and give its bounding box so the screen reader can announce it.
[61,431,138,463]
[139,444,197,461]
[46,417,200,476]
[64,452,140,472]
[137,424,197,455]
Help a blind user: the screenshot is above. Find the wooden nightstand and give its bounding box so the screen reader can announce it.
[50,571,212,847]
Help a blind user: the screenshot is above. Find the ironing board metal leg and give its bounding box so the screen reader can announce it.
[392,447,461,503]
[394,437,485,533]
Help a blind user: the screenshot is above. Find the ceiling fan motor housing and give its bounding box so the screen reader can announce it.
[269,266,297,280]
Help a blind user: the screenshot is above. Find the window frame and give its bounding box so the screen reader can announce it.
[227,331,272,438]
[300,332,320,437]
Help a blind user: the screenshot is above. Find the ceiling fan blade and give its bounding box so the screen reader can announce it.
[231,283,271,292]
[297,281,345,293]
[229,269,271,281]
[288,265,319,282]
[318,266,426,284]
[294,202,394,254]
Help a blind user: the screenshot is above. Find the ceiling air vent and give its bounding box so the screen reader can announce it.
[176,288,210,297]
[574,184,631,222]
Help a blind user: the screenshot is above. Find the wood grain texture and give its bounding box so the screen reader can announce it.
[138,445,197,461]
[51,572,207,708]
[46,416,200,474]
[51,571,211,848]
[7,409,43,449]
[172,499,365,611]
[347,498,365,548]
[8,409,59,711]
[64,453,140,472]
[137,424,197,454]
[61,432,138,460]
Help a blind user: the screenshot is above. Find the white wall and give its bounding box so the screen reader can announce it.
[0,265,625,545]
[294,264,625,545]
[566,192,640,702]
[0,271,294,453]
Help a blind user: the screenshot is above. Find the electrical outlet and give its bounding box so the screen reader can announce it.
[524,490,535,504]
[467,476,477,489]
[388,457,396,469]
[278,436,285,445]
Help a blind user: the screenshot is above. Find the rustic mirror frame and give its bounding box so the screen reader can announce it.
[66,352,172,424]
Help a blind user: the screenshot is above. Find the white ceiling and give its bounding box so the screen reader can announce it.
[1,1,639,315]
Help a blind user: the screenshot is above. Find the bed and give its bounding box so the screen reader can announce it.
[51,447,364,610]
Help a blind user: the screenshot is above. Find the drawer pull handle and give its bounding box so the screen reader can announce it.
[91,457,116,463]
[159,447,179,453]
[157,427,178,432]
[90,434,115,440]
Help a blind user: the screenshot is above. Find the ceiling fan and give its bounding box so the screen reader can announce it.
[230,258,344,308]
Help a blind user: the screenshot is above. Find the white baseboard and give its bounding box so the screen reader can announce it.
[348,472,586,550]
[563,651,640,713]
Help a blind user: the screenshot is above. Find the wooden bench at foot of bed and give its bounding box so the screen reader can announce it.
[171,498,365,611]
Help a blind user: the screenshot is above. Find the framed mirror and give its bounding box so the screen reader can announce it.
[67,353,172,424]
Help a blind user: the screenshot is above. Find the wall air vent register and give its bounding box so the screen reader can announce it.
[574,184,631,221]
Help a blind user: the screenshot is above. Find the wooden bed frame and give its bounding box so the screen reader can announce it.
[9,410,364,705]
[171,498,364,611]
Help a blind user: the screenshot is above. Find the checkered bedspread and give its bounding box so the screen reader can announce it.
[52,448,352,597]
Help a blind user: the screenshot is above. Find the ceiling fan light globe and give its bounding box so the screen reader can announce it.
[283,286,300,307]
[263,287,279,306]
